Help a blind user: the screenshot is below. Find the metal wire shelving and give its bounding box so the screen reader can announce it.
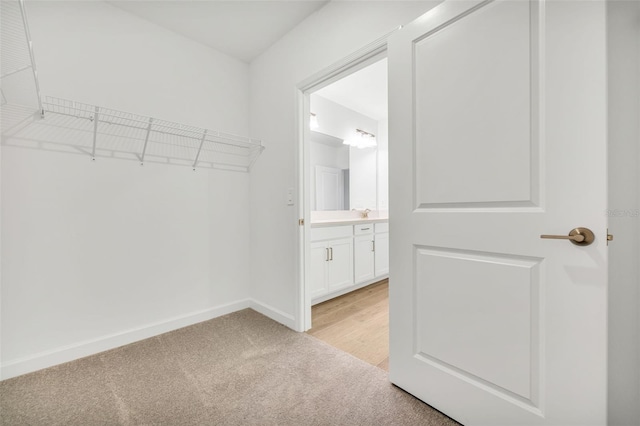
[1,0,42,110]
[1,0,264,172]
[40,97,265,172]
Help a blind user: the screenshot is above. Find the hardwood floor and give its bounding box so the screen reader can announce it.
[307,280,389,371]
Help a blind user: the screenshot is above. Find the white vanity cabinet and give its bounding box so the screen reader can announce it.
[374,222,389,277]
[309,241,330,298]
[354,224,375,284]
[310,221,388,304]
[309,226,354,300]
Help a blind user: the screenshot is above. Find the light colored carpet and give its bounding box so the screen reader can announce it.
[0,309,458,426]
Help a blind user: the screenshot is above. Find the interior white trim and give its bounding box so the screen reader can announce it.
[249,299,296,330]
[0,299,252,381]
[295,33,392,332]
[312,275,389,306]
[297,30,393,93]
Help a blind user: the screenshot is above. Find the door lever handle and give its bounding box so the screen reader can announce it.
[540,227,595,246]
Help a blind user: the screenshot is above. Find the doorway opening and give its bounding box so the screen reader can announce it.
[298,53,389,371]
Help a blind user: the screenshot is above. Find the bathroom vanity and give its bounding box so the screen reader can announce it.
[308,93,389,305]
[309,217,389,305]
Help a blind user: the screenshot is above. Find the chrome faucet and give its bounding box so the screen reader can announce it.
[361,209,371,219]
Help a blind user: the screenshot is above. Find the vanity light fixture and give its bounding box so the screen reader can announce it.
[343,128,377,149]
[310,113,319,130]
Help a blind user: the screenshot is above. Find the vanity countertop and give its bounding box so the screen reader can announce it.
[310,217,388,228]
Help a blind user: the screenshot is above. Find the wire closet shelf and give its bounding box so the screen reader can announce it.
[1,0,43,110]
[40,96,264,172]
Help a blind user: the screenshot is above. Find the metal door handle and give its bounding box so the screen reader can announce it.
[329,247,333,261]
[540,227,595,246]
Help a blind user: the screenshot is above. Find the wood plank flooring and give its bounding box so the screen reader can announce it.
[307,280,389,371]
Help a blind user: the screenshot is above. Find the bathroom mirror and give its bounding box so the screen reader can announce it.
[310,130,379,211]
[309,82,389,213]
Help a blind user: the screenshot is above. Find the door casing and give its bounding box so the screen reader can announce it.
[295,35,392,331]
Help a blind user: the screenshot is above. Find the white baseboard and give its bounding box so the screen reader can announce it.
[249,299,296,330]
[312,275,389,306]
[0,299,251,381]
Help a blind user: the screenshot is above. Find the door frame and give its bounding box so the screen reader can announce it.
[294,32,393,331]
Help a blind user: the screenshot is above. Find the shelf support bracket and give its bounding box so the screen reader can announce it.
[140,117,153,165]
[91,106,99,160]
[18,0,43,116]
[192,129,208,170]
[248,145,265,171]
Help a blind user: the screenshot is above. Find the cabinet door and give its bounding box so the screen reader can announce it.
[354,234,375,284]
[309,241,329,298]
[374,232,389,277]
[327,237,353,291]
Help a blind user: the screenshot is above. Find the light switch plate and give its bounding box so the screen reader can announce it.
[287,188,294,205]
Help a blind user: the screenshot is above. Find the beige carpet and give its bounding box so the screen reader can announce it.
[0,309,458,426]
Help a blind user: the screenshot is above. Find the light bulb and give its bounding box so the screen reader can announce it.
[343,129,376,149]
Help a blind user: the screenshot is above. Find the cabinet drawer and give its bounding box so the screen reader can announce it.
[374,222,389,233]
[311,225,352,241]
[354,224,374,235]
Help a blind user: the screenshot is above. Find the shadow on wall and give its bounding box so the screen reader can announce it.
[0,102,262,173]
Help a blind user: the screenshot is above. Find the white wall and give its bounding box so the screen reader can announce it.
[0,88,2,378]
[1,1,252,379]
[27,1,248,134]
[249,1,440,324]
[607,1,640,424]
[311,95,377,142]
[310,141,349,172]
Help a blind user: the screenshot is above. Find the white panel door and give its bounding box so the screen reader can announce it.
[388,1,608,425]
[327,238,353,290]
[354,234,375,283]
[374,232,389,277]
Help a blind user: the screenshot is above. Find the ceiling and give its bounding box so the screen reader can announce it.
[108,1,329,63]
[314,58,388,121]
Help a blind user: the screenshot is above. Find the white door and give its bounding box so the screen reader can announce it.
[316,166,344,211]
[388,1,608,425]
[354,234,375,283]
